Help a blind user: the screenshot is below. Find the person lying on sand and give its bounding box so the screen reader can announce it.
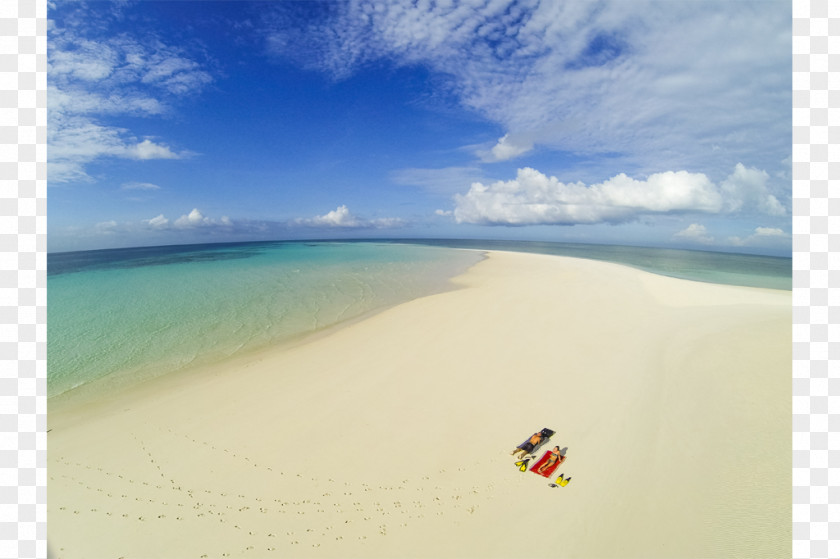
[537,446,566,474]
[511,432,544,459]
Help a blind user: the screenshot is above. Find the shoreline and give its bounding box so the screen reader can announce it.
[47,248,489,406]
[48,250,791,558]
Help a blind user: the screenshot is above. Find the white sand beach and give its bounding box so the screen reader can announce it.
[47,251,791,559]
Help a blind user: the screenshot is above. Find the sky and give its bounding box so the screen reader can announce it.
[47,0,792,256]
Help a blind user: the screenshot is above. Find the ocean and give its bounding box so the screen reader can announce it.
[47,239,791,398]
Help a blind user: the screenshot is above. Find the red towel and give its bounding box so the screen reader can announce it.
[530,450,562,478]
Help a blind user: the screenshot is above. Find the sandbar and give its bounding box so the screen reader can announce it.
[48,251,791,558]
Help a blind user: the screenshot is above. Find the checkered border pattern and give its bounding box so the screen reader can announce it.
[792,1,839,558]
[0,0,827,557]
[0,0,47,558]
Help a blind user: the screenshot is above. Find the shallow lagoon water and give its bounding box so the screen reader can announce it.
[48,239,791,398]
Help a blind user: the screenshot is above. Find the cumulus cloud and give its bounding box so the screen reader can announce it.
[453,164,785,226]
[124,139,180,160]
[173,209,233,229]
[299,205,361,227]
[146,214,169,228]
[720,163,786,216]
[674,223,714,245]
[454,167,721,226]
[728,226,789,247]
[295,205,404,229]
[138,209,232,230]
[675,224,789,250]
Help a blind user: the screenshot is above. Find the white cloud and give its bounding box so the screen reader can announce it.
[720,163,786,216]
[295,205,404,229]
[485,134,534,162]
[48,116,186,182]
[173,208,232,229]
[139,55,213,94]
[49,39,119,81]
[728,226,789,247]
[140,209,233,230]
[754,227,786,237]
[122,181,161,191]
[454,167,722,226]
[48,85,166,118]
[146,214,169,228]
[453,164,786,226]
[48,10,213,183]
[674,223,714,245]
[124,139,180,160]
[299,205,361,227]
[263,1,790,179]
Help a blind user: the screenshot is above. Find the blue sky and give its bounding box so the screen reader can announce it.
[48,0,792,255]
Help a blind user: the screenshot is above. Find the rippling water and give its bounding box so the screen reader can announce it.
[48,239,790,398]
[47,241,482,397]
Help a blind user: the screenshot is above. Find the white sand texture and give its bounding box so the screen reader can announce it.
[48,251,791,559]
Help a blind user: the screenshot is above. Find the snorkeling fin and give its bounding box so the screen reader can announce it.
[518,459,530,472]
[559,476,571,487]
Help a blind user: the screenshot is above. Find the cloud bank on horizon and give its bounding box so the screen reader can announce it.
[453,164,785,226]
[47,0,791,255]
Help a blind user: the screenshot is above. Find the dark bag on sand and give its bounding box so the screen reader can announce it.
[540,428,555,438]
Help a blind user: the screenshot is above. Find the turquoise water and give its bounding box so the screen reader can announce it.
[47,242,483,397]
[394,239,792,291]
[48,239,791,398]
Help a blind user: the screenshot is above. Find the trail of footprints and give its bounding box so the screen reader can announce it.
[51,426,498,557]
